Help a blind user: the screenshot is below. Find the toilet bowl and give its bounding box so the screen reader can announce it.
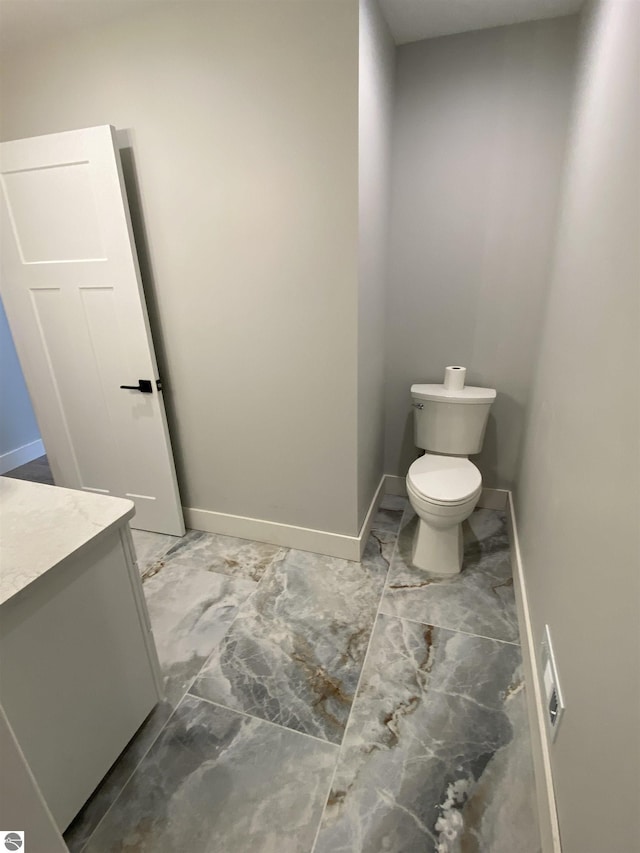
[406,453,482,574]
[408,370,496,574]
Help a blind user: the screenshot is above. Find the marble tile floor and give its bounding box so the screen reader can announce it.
[63,497,541,853]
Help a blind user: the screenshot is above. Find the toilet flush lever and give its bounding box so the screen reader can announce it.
[412,402,424,410]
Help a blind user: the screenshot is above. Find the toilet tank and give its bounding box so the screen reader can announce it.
[411,383,496,456]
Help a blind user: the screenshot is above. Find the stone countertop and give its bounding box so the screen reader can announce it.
[0,478,135,607]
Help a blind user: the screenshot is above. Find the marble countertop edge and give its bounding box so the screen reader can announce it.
[0,478,135,607]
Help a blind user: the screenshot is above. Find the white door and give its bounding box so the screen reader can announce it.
[0,125,184,535]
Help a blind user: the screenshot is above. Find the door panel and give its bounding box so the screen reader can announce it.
[0,125,184,535]
[3,161,106,262]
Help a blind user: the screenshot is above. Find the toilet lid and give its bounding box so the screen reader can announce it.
[407,455,481,504]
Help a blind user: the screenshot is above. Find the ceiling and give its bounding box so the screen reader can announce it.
[378,0,584,44]
[0,0,585,56]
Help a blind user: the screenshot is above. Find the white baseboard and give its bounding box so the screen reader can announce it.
[0,439,45,475]
[184,506,361,560]
[187,481,556,849]
[182,479,506,563]
[506,491,562,853]
[184,477,386,562]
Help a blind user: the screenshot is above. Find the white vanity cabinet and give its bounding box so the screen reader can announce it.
[0,478,163,831]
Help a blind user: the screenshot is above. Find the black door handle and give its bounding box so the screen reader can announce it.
[120,379,153,393]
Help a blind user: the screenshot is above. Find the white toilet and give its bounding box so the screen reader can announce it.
[407,367,496,575]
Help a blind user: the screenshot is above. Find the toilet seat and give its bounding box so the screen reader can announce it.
[407,454,482,506]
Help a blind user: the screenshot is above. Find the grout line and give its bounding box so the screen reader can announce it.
[376,608,522,647]
[379,506,521,647]
[77,581,273,853]
[308,743,346,853]
[309,515,404,853]
[175,525,400,768]
[75,701,181,853]
[143,546,287,726]
[171,526,398,752]
[85,507,520,851]
[310,507,520,851]
[181,520,403,757]
[184,691,340,749]
[76,548,282,852]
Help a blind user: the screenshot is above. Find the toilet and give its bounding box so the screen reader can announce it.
[407,367,496,575]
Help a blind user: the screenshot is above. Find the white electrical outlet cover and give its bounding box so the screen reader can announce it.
[541,624,565,740]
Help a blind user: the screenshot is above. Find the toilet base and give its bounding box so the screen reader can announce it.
[412,518,464,575]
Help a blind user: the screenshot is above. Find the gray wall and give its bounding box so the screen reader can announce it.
[0,1,361,535]
[516,2,640,850]
[357,0,395,525]
[0,296,42,467]
[385,16,579,488]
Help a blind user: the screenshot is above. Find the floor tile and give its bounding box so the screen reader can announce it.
[66,563,259,848]
[149,528,288,583]
[83,694,338,853]
[313,613,541,853]
[66,544,261,849]
[380,508,520,643]
[190,531,393,744]
[64,700,173,853]
[144,561,257,706]
[130,528,178,574]
[371,495,408,534]
[379,494,409,512]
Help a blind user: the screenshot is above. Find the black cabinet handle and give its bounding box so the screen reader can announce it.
[120,379,153,393]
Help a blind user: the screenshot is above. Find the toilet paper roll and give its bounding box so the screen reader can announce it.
[444,366,466,391]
